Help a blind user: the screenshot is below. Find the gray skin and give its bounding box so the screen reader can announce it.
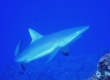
[15,26,89,64]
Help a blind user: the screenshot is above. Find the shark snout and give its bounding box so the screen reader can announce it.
[81,26,89,32]
[77,26,89,34]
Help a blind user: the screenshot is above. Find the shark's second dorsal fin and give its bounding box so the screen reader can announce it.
[29,28,43,44]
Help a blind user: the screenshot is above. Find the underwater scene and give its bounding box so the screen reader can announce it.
[0,0,110,80]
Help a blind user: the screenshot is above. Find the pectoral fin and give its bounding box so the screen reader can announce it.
[60,46,69,56]
[46,47,60,63]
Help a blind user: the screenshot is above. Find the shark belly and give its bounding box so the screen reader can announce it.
[15,40,58,63]
[27,44,57,62]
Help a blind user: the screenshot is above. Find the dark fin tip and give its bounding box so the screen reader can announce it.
[63,52,69,56]
[20,63,26,70]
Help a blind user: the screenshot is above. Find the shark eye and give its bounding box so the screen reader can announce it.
[76,31,80,34]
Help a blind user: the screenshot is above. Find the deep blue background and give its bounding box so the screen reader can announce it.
[0,0,110,72]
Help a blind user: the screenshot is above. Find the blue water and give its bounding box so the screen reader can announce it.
[0,0,110,80]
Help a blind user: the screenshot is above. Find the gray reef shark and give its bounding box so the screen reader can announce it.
[15,26,89,70]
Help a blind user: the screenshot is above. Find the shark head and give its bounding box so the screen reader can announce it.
[57,26,89,47]
[75,26,89,34]
[71,26,89,39]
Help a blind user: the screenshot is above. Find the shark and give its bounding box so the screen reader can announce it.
[15,26,89,70]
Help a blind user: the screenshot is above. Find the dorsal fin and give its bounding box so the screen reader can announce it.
[29,28,43,44]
